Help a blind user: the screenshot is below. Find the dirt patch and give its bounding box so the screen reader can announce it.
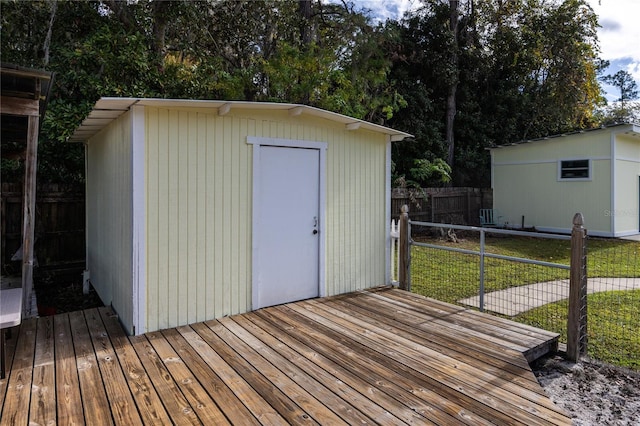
[533,354,640,425]
[34,272,103,315]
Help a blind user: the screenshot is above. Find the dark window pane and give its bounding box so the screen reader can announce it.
[561,159,589,179]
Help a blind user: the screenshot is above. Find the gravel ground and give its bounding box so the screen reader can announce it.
[533,354,640,425]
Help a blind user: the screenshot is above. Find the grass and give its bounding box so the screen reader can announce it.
[517,290,640,370]
[408,233,640,369]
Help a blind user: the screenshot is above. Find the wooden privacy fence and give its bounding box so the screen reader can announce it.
[1,183,85,275]
[391,187,492,225]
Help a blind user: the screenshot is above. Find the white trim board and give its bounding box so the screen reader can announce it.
[385,137,392,285]
[131,105,146,335]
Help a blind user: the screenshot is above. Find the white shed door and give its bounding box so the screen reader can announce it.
[255,146,320,309]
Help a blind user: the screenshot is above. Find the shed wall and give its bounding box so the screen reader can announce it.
[614,135,640,235]
[143,107,387,332]
[86,112,134,331]
[492,131,611,163]
[492,134,613,234]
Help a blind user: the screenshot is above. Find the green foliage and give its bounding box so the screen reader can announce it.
[0,0,617,186]
[601,70,639,105]
[1,0,404,184]
[598,70,640,124]
[389,0,604,186]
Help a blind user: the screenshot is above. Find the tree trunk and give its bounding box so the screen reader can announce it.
[298,0,313,104]
[446,0,459,170]
[298,0,313,47]
[43,0,58,67]
[152,1,170,73]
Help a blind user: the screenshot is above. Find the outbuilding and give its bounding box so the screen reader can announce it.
[490,123,640,237]
[69,98,411,334]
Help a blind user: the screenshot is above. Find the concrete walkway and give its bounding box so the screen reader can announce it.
[459,277,640,316]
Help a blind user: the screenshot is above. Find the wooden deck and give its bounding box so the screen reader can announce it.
[0,287,571,425]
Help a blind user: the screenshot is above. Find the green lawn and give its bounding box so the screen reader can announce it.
[517,290,640,370]
[408,234,640,369]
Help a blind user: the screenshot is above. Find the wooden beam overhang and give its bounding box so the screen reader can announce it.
[1,63,53,318]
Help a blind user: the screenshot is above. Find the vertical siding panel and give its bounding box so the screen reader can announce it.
[177,111,188,326]
[222,117,233,314]
[238,118,250,312]
[325,126,333,296]
[205,115,217,317]
[247,119,256,308]
[167,109,180,328]
[156,108,170,330]
[196,113,208,321]
[146,109,159,332]
[337,131,345,294]
[327,126,337,296]
[359,138,367,289]
[338,129,344,293]
[213,116,225,316]
[186,111,199,324]
[370,139,378,287]
[230,117,241,313]
[365,139,373,287]
[344,131,353,294]
[121,115,133,328]
[375,140,384,285]
[356,137,363,289]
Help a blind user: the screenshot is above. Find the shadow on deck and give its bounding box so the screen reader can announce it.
[1,287,571,425]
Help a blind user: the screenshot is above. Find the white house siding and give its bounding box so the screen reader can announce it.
[614,135,640,235]
[86,112,134,331]
[143,107,387,332]
[492,132,613,234]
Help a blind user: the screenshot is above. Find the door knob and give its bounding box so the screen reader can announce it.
[313,229,318,235]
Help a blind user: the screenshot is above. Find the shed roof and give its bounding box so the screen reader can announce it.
[489,122,640,150]
[68,97,412,143]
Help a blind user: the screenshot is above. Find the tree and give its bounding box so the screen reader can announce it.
[445,0,459,169]
[1,0,405,183]
[388,0,603,187]
[601,70,639,108]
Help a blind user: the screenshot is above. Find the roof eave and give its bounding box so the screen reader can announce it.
[488,122,640,150]
[67,97,413,142]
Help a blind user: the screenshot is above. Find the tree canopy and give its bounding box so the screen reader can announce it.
[0,0,615,187]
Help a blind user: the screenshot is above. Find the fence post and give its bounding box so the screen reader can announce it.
[478,229,485,312]
[399,205,410,291]
[567,212,588,362]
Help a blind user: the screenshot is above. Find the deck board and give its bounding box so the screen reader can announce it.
[99,307,172,425]
[53,313,85,425]
[0,287,572,425]
[30,316,55,426]
[284,301,563,426]
[334,294,545,394]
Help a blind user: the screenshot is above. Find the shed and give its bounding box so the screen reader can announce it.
[69,98,411,334]
[490,123,640,237]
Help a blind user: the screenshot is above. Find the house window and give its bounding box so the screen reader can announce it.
[559,159,591,180]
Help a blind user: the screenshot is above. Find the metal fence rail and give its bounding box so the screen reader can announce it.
[409,221,571,317]
[391,209,639,369]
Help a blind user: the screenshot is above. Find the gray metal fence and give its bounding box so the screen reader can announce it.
[392,209,639,369]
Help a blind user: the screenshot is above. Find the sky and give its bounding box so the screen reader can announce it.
[353,0,640,102]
